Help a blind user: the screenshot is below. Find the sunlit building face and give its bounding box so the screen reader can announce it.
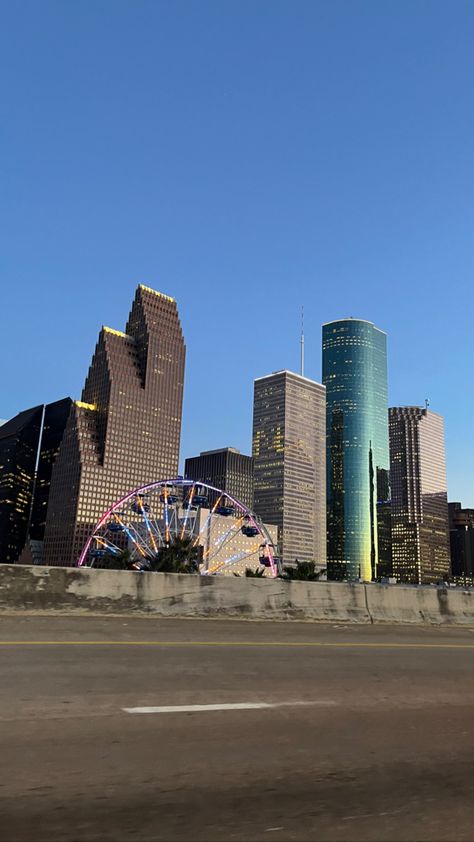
[389,407,450,584]
[252,370,326,567]
[322,319,390,581]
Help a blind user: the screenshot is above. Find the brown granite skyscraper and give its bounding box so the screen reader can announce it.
[389,406,450,584]
[43,285,185,566]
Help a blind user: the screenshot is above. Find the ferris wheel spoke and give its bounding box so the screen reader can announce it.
[169,503,181,541]
[204,515,246,567]
[94,535,122,554]
[207,542,262,575]
[134,496,159,554]
[191,493,224,549]
[180,483,196,539]
[113,513,149,558]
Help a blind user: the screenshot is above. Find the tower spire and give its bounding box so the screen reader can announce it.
[300,306,305,377]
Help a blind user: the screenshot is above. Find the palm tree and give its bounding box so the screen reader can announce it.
[93,549,132,570]
[280,560,326,581]
[150,536,200,574]
[244,567,266,578]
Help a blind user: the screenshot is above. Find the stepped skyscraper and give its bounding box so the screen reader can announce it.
[43,285,185,566]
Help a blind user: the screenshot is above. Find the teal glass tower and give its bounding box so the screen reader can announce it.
[322,319,390,581]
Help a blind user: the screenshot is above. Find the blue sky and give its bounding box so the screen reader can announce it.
[1,0,473,505]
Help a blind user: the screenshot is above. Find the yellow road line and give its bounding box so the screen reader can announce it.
[1,640,474,649]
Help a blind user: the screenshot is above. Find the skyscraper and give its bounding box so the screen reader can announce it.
[0,399,71,564]
[323,319,390,581]
[389,406,450,584]
[0,406,43,564]
[449,502,474,580]
[252,370,326,566]
[43,285,186,567]
[184,448,254,510]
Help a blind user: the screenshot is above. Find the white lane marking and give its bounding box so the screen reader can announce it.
[123,701,337,714]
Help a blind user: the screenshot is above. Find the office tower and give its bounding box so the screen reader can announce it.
[0,399,71,564]
[0,406,43,563]
[323,319,390,581]
[448,503,474,580]
[43,285,186,567]
[184,448,254,510]
[389,406,450,584]
[252,370,326,566]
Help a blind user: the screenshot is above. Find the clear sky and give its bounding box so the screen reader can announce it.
[1,0,473,505]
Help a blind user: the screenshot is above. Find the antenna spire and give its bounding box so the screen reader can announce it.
[300,306,305,377]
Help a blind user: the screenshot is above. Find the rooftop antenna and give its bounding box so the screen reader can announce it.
[300,306,305,377]
[425,397,430,410]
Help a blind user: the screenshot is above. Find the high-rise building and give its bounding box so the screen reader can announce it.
[389,406,450,584]
[43,285,186,567]
[252,370,326,566]
[0,406,43,564]
[0,399,71,564]
[323,318,390,581]
[184,448,254,510]
[449,503,474,580]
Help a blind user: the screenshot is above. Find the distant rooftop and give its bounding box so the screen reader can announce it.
[323,317,387,334]
[254,369,324,386]
[198,448,241,456]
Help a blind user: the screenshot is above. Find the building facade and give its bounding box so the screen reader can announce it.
[43,285,186,566]
[448,503,474,580]
[184,448,253,510]
[0,406,43,564]
[0,398,71,564]
[252,370,326,567]
[389,407,450,584]
[323,319,390,581]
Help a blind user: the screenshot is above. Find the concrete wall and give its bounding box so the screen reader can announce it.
[1,564,474,625]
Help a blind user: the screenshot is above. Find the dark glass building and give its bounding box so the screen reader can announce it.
[448,502,474,580]
[323,319,390,581]
[43,285,186,567]
[0,406,43,564]
[389,406,450,584]
[184,448,254,510]
[0,398,71,564]
[252,370,326,567]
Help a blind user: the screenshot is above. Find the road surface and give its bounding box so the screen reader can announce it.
[1,614,474,841]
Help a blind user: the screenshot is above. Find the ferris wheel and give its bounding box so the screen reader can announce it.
[77,478,278,577]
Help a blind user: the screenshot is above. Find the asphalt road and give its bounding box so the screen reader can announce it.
[2,615,474,841]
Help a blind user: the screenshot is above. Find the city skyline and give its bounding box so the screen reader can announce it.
[2,2,473,508]
[2,291,469,513]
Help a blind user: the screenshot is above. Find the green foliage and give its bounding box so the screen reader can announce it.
[149,536,200,574]
[244,567,266,578]
[93,549,132,570]
[280,561,326,581]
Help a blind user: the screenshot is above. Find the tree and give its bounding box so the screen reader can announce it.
[150,536,201,574]
[280,561,326,581]
[244,567,267,578]
[93,549,132,570]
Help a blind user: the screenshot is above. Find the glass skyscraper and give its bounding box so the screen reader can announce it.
[322,319,390,581]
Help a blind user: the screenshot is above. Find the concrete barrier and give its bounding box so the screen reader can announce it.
[0,564,371,622]
[365,582,474,626]
[1,564,474,625]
